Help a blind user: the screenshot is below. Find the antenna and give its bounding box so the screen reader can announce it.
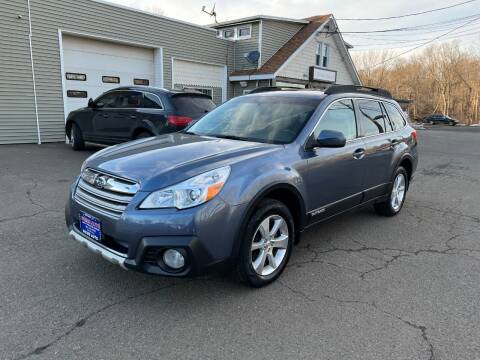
[202,3,218,23]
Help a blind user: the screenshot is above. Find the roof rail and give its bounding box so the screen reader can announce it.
[248,86,304,94]
[325,85,392,99]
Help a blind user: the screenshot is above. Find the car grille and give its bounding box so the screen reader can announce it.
[74,169,139,219]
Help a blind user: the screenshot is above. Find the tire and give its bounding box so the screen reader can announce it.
[134,131,153,140]
[374,167,409,217]
[450,121,456,126]
[237,199,294,287]
[70,123,85,151]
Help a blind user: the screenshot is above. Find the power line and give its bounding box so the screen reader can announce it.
[346,24,480,43]
[350,30,480,49]
[345,23,480,40]
[366,15,480,66]
[337,0,478,21]
[337,13,480,34]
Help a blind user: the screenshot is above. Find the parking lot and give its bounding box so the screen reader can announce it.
[1,127,479,360]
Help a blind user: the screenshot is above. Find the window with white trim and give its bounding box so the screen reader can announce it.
[237,25,251,39]
[223,29,235,39]
[218,25,252,40]
[316,43,329,68]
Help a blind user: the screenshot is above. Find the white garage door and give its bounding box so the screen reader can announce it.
[173,59,226,103]
[62,35,155,116]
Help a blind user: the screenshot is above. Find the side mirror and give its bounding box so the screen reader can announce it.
[308,130,346,149]
[88,98,94,108]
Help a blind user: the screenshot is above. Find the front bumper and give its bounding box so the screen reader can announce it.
[70,229,127,270]
[66,180,247,277]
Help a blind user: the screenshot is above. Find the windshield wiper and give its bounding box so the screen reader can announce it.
[210,134,250,142]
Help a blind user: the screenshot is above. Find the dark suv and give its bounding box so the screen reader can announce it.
[65,85,418,287]
[65,86,216,150]
[423,113,458,126]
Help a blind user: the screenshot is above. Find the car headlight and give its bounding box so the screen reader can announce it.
[140,166,231,210]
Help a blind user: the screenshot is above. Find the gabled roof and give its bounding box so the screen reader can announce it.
[230,15,331,77]
[211,15,309,28]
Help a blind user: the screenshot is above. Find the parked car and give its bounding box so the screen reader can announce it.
[65,87,216,150]
[423,113,458,126]
[66,85,418,287]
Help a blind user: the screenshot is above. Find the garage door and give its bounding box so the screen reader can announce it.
[62,35,155,116]
[173,59,226,104]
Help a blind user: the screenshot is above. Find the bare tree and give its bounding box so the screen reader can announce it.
[352,41,480,124]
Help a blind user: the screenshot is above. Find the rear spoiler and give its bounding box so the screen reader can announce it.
[171,89,212,100]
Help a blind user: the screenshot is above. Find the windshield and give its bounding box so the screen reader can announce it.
[186,95,321,144]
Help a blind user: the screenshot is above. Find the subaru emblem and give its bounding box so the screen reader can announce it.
[94,175,108,189]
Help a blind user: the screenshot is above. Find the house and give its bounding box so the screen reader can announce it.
[0,0,360,145]
[212,15,361,95]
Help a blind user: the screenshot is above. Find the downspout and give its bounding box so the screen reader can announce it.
[27,0,41,144]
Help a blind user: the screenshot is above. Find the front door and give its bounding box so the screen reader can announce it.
[91,91,120,143]
[355,99,396,201]
[306,99,365,223]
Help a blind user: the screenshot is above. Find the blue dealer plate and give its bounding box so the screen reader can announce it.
[79,211,102,241]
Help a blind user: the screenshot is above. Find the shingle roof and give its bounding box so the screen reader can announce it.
[230,14,331,77]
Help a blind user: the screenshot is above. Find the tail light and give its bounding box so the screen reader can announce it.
[411,129,418,143]
[167,115,193,127]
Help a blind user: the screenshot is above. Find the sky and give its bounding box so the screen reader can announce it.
[106,0,480,54]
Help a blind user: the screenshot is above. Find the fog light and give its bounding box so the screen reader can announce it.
[163,249,185,270]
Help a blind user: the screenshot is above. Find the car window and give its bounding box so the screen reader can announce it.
[95,92,119,108]
[142,93,163,109]
[384,102,406,130]
[171,95,216,119]
[116,91,143,109]
[381,103,395,131]
[357,100,386,136]
[314,99,357,140]
[187,95,320,144]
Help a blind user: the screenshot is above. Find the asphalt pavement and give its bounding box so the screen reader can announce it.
[1,127,479,360]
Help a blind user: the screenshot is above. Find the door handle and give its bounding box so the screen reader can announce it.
[130,115,137,119]
[353,148,366,160]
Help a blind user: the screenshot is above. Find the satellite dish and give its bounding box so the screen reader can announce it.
[245,51,260,64]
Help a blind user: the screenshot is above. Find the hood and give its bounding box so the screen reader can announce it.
[86,133,279,191]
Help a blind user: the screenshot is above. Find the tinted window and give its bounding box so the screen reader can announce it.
[143,93,163,109]
[116,91,143,109]
[95,92,119,108]
[384,102,406,130]
[187,95,320,144]
[171,95,216,118]
[357,100,386,136]
[314,99,357,140]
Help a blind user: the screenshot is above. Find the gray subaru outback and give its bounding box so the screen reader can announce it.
[65,85,418,287]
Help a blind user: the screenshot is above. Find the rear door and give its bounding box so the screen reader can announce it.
[107,91,143,142]
[138,92,167,135]
[355,99,395,201]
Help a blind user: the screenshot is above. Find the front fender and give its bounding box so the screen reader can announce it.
[221,162,307,208]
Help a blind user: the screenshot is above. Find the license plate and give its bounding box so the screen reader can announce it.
[79,211,102,241]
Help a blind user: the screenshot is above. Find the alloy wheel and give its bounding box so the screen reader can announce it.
[250,214,289,276]
[71,128,75,148]
[391,173,406,212]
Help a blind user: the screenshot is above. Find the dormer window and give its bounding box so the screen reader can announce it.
[238,26,251,39]
[218,24,253,40]
[224,29,235,39]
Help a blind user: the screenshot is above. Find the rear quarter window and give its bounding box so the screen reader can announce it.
[384,102,407,130]
[171,95,216,119]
